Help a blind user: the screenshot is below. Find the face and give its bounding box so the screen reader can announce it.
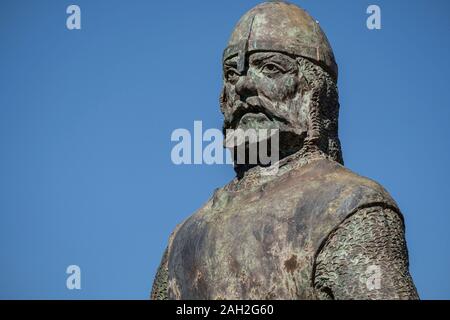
[221,52,309,155]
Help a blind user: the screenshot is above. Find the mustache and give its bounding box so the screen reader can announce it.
[226,96,290,129]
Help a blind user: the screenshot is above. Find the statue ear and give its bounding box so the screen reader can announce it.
[296,58,317,143]
[300,74,311,93]
[296,58,311,93]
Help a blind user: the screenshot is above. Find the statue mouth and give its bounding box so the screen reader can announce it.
[228,97,288,130]
[240,112,271,124]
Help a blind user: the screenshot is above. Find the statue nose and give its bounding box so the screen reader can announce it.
[235,75,257,99]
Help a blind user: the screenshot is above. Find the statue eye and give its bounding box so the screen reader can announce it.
[225,69,240,84]
[261,63,284,75]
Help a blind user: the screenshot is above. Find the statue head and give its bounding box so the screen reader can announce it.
[220,1,343,172]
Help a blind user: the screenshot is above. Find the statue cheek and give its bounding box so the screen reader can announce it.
[257,75,300,102]
[222,84,234,105]
[280,75,301,100]
[221,84,237,119]
[219,87,227,112]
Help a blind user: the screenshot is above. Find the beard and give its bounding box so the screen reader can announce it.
[222,94,309,171]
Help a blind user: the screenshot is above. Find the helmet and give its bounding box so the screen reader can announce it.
[223,1,338,80]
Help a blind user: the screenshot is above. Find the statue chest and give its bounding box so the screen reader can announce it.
[167,186,326,300]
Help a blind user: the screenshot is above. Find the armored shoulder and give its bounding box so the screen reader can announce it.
[293,159,402,220]
[285,159,403,255]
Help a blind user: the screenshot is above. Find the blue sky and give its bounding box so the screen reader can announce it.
[0,0,449,299]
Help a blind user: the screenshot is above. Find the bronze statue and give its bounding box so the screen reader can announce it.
[151,1,418,300]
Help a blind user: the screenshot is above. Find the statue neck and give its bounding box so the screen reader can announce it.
[227,147,331,192]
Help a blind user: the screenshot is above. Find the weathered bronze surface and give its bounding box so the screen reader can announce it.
[151,1,418,300]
